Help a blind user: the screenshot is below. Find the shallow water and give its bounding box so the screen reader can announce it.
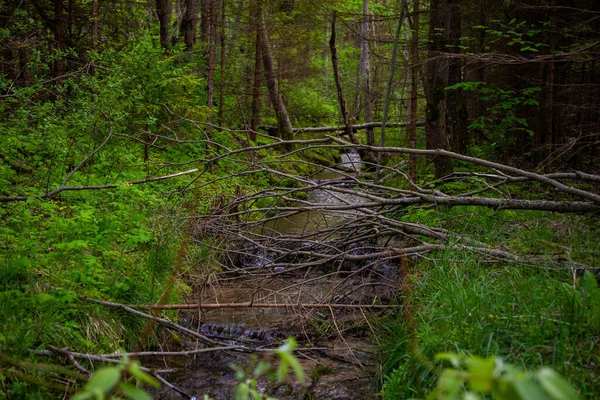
[150,152,395,399]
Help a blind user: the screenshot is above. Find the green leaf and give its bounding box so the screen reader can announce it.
[436,353,463,368]
[465,356,496,393]
[279,352,305,383]
[84,366,123,394]
[536,368,580,400]
[119,383,152,400]
[128,362,160,387]
[276,360,289,382]
[229,363,246,381]
[234,382,250,400]
[513,378,547,400]
[437,369,464,396]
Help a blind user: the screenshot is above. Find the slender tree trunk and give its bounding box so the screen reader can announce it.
[91,0,99,50]
[249,3,262,138]
[258,9,293,141]
[156,0,171,49]
[172,0,183,46]
[67,0,73,45]
[330,12,358,144]
[544,2,556,173]
[377,2,406,176]
[207,0,217,124]
[425,0,453,178]
[361,0,374,146]
[446,0,468,154]
[217,0,226,125]
[53,0,65,79]
[409,0,419,184]
[181,0,197,51]
[200,0,208,41]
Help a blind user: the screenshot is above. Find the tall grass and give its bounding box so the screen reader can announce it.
[379,208,599,399]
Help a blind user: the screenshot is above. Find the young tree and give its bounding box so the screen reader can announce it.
[360,0,374,146]
[258,9,293,141]
[408,0,420,183]
[249,2,263,137]
[330,11,358,144]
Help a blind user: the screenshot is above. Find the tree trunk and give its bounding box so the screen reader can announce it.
[217,0,226,125]
[258,9,293,142]
[249,3,262,139]
[361,0,374,146]
[446,0,468,154]
[330,12,358,145]
[544,2,556,173]
[53,0,65,79]
[67,0,73,45]
[377,2,406,175]
[207,0,216,124]
[181,0,197,51]
[425,0,453,178]
[91,0,99,50]
[409,0,419,184]
[156,0,171,49]
[200,0,208,41]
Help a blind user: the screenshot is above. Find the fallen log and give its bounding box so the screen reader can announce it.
[132,302,402,310]
[259,121,425,134]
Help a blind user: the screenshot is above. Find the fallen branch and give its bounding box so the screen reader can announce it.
[328,136,600,205]
[259,121,425,134]
[34,347,189,399]
[132,302,402,310]
[99,346,243,358]
[85,298,217,346]
[0,169,198,202]
[152,373,194,399]
[33,347,174,375]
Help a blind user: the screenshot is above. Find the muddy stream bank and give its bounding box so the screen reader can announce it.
[151,151,401,399]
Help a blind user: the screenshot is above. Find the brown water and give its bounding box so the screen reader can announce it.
[150,151,397,399]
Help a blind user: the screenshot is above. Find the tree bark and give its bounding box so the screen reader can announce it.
[329,12,358,144]
[217,0,226,125]
[181,0,197,51]
[377,2,406,176]
[425,0,454,178]
[409,0,420,184]
[258,9,293,141]
[361,0,374,147]
[156,0,171,49]
[544,1,556,173]
[53,0,65,79]
[91,0,99,50]
[199,0,208,41]
[207,0,216,124]
[249,3,262,139]
[446,0,468,154]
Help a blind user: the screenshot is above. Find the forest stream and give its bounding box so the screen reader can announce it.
[151,150,401,399]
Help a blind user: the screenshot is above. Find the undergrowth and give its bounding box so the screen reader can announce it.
[379,207,599,399]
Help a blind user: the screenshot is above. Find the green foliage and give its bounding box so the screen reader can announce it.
[72,358,159,400]
[560,271,600,336]
[473,19,549,53]
[428,353,579,400]
[445,82,540,155]
[380,208,599,399]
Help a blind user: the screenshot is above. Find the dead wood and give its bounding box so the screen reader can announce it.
[259,120,425,134]
[134,302,401,310]
[86,298,218,347]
